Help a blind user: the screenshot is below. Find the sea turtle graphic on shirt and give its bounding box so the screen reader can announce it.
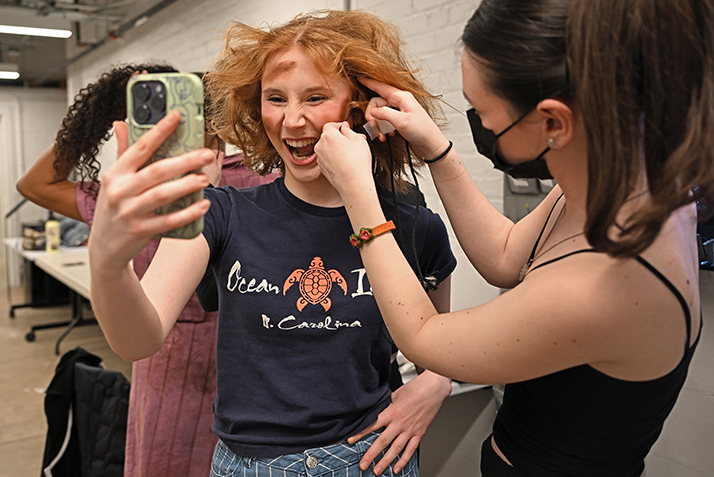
[283,257,347,312]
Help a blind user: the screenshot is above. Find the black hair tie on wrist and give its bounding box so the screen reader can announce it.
[424,140,453,164]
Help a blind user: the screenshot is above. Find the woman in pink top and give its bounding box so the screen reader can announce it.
[17,63,277,476]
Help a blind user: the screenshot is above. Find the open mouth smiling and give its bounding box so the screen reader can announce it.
[285,138,318,161]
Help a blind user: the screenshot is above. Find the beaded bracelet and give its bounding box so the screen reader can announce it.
[350,220,396,249]
[424,140,453,164]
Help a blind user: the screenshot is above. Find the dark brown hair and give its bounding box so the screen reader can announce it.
[206,9,443,191]
[54,62,177,196]
[568,0,714,256]
[461,0,574,116]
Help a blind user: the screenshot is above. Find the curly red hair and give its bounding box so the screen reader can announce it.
[206,10,444,191]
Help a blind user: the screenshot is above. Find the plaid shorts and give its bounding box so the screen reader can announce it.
[211,431,418,477]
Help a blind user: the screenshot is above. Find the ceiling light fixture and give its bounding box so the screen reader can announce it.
[0,25,72,39]
[0,63,20,80]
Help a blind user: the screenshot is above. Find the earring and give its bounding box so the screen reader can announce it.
[546,137,559,150]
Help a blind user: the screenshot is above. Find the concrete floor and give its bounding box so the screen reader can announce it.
[0,256,131,477]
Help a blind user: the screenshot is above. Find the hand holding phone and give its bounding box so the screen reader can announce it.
[126,73,205,239]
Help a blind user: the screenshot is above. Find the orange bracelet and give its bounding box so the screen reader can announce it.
[349,220,396,249]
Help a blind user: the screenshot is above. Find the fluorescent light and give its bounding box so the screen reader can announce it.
[0,25,72,39]
[0,63,20,80]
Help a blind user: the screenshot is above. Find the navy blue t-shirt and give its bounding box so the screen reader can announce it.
[202,178,456,458]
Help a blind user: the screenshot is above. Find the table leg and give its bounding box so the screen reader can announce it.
[53,290,96,355]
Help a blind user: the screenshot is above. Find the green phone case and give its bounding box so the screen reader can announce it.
[126,73,205,239]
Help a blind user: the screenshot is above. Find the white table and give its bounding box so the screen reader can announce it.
[4,237,72,317]
[4,238,94,354]
[33,248,90,300]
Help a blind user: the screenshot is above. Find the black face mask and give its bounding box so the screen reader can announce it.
[467,108,552,180]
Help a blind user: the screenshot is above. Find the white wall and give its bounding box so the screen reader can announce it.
[58,1,713,476]
[0,87,67,286]
[0,88,67,226]
[352,0,501,314]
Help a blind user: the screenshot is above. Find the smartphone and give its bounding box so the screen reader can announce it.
[126,72,205,239]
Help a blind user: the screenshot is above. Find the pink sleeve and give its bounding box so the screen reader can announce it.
[75,181,98,227]
[219,154,280,188]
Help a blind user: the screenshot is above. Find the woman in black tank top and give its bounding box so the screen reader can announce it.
[315,0,713,475]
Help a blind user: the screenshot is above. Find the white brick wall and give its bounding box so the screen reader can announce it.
[354,0,501,313]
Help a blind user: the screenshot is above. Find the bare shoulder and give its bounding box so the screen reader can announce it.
[524,219,698,380]
[516,253,650,359]
[412,205,699,385]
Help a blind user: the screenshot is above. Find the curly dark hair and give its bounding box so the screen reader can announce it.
[53,62,177,197]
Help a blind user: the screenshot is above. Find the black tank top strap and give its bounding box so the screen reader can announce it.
[528,249,599,274]
[526,194,565,265]
[530,251,694,353]
[634,256,693,351]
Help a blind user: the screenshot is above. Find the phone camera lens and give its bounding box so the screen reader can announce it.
[135,104,151,124]
[132,82,151,102]
[151,93,166,112]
